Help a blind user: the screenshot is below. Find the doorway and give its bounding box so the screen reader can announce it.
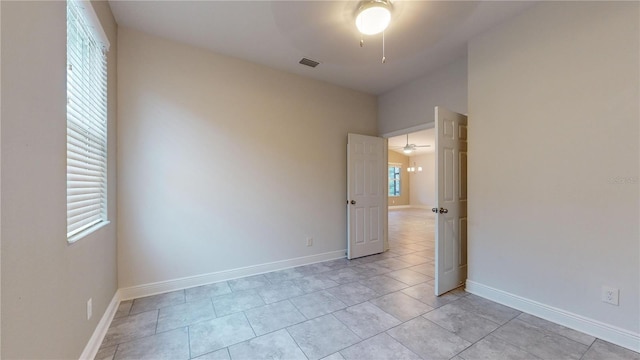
[385,126,437,279]
[381,108,468,296]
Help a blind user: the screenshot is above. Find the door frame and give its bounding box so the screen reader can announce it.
[381,123,434,139]
[381,113,468,296]
[380,122,434,253]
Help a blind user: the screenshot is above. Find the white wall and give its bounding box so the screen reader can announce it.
[1,1,118,358]
[378,56,467,135]
[0,2,3,355]
[409,153,435,208]
[468,0,639,339]
[117,28,377,288]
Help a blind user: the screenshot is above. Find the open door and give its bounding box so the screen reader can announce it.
[433,107,468,295]
[347,133,387,259]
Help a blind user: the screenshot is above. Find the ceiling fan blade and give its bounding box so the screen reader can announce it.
[414,145,431,147]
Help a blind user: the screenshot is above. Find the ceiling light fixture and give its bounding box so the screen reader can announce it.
[407,162,423,173]
[399,134,430,154]
[355,0,392,63]
[355,0,391,35]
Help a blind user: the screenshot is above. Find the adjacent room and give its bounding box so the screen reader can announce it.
[1,1,638,359]
[386,128,436,270]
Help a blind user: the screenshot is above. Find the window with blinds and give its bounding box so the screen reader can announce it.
[388,164,401,197]
[67,0,110,242]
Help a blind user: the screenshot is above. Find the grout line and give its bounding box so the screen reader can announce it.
[108,325,177,351]
[237,300,309,340]
[284,327,310,360]
[473,317,540,359]
[579,339,597,360]
[110,344,119,360]
[100,209,440,359]
[154,309,160,334]
[124,301,132,317]
[186,326,192,359]
[209,296,217,318]
[516,313,597,349]
[241,311,258,338]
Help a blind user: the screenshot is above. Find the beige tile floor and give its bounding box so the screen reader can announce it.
[96,208,639,360]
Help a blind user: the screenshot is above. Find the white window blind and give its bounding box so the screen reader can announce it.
[67,0,110,242]
[388,164,401,197]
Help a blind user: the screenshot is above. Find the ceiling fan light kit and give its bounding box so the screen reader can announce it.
[355,0,392,63]
[355,0,392,35]
[398,133,430,155]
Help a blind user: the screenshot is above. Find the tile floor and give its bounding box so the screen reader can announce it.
[96,208,639,360]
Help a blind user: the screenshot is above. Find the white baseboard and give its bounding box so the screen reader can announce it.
[80,250,346,359]
[79,290,122,360]
[466,280,640,352]
[118,249,346,301]
[411,205,434,210]
[388,205,411,209]
[388,205,434,210]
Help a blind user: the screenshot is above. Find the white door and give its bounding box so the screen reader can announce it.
[347,133,387,259]
[434,107,468,295]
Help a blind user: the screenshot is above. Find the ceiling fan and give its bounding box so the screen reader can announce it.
[391,134,431,154]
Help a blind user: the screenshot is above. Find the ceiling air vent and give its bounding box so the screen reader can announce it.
[299,58,320,68]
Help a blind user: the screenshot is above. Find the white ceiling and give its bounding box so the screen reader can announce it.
[388,128,434,156]
[108,1,535,95]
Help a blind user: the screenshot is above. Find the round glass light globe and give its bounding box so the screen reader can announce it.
[356,6,391,35]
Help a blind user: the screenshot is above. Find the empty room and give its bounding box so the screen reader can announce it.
[1,1,639,359]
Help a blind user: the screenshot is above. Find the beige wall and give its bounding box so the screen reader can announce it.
[468,0,638,338]
[1,1,118,358]
[378,56,467,135]
[117,28,377,288]
[409,153,435,208]
[388,151,410,206]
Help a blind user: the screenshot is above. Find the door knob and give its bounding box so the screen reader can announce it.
[439,208,448,214]
[432,208,438,213]
[350,200,356,205]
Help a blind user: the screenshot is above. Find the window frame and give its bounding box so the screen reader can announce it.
[66,0,111,243]
[388,163,402,197]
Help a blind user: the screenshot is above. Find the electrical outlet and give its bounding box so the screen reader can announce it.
[306,237,313,247]
[87,298,93,320]
[602,286,619,306]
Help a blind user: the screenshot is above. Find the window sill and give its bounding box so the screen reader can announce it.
[67,220,110,244]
